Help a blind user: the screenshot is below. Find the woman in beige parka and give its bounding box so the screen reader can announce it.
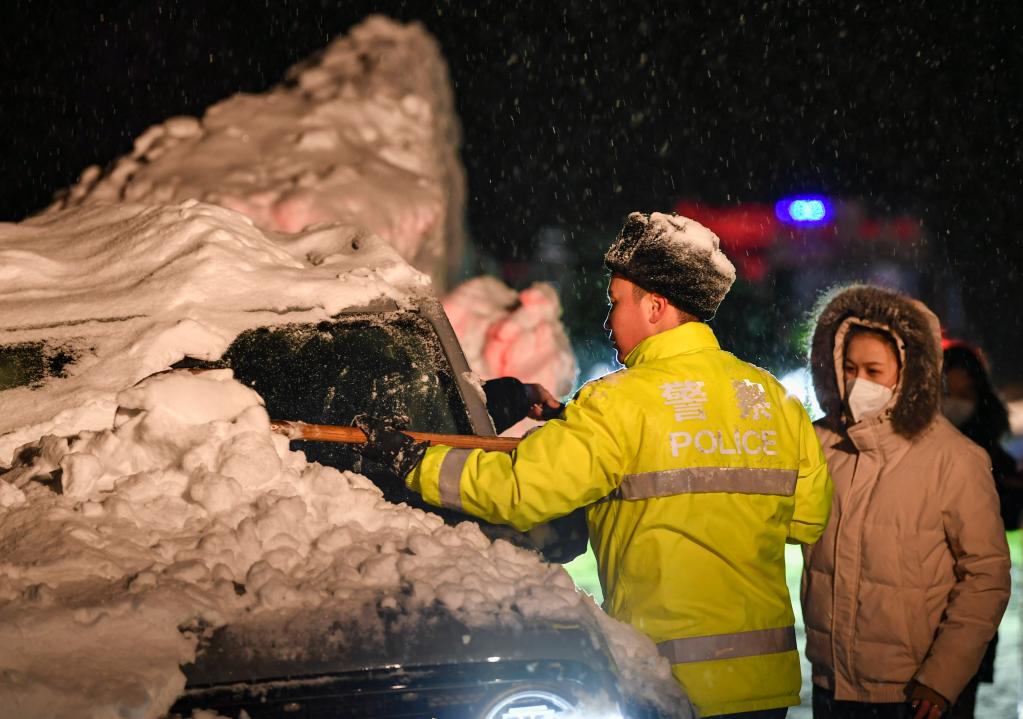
[802,285,1011,719]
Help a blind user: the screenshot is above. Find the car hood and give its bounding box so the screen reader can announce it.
[183,604,614,687]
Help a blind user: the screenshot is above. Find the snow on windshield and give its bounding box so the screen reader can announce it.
[36,9,576,419]
[0,200,429,464]
[0,368,686,718]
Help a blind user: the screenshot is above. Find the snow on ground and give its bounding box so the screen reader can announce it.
[50,16,466,291]
[0,201,688,718]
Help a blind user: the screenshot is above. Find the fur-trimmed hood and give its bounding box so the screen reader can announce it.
[809,284,943,439]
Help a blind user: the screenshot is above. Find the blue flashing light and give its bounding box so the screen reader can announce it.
[775,195,831,225]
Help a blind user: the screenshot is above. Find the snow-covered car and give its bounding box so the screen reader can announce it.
[0,203,689,718]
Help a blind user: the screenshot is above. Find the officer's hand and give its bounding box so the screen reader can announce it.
[523,383,564,420]
[351,414,429,481]
[907,681,948,719]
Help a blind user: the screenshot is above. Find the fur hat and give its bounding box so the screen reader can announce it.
[809,284,943,439]
[604,212,736,320]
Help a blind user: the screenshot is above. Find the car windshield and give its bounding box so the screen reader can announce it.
[177,309,473,476]
[0,341,81,391]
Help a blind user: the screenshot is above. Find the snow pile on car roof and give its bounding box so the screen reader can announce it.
[50,16,465,290]
[0,200,429,465]
[0,369,688,718]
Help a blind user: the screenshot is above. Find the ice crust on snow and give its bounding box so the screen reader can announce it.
[51,16,466,290]
[0,369,686,718]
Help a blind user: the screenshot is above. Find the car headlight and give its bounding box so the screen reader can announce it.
[482,688,574,719]
[481,687,626,719]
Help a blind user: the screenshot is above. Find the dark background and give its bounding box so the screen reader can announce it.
[1,1,1020,384]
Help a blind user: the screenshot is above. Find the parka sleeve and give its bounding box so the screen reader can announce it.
[914,446,1011,703]
[405,377,638,532]
[785,402,832,545]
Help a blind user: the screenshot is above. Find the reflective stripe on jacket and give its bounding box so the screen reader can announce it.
[407,322,833,716]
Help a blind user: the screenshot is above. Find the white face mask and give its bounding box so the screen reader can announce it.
[942,397,976,427]
[846,378,894,423]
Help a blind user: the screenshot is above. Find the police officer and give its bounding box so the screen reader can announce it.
[356,211,833,718]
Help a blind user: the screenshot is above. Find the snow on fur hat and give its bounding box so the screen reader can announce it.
[604,212,736,320]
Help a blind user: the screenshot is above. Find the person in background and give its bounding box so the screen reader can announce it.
[803,285,1011,719]
[355,211,833,718]
[941,341,1022,719]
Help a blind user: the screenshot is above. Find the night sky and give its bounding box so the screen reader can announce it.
[2,1,1021,382]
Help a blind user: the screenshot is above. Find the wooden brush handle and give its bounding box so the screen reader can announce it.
[270,420,521,452]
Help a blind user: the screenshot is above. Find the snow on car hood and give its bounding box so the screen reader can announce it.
[0,200,430,465]
[0,369,687,718]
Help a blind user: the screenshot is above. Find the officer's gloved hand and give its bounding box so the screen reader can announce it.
[523,383,565,420]
[484,377,565,432]
[351,414,429,483]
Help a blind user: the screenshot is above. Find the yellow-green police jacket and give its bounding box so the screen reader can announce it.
[407,322,832,717]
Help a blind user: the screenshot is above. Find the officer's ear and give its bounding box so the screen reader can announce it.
[647,292,672,322]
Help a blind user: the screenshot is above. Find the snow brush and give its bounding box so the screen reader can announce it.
[269,420,521,452]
